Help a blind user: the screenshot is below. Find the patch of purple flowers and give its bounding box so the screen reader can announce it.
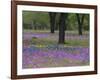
[23,45,89,68]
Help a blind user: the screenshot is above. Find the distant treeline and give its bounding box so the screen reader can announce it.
[23,11,89,31]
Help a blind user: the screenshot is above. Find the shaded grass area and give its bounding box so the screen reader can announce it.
[24,30,89,35]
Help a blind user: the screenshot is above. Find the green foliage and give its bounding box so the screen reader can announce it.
[23,11,49,23]
[67,13,78,30]
[66,13,89,31]
[23,11,89,31]
[83,14,89,30]
[23,11,50,29]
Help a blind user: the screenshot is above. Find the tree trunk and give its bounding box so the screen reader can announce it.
[76,14,85,35]
[49,12,56,33]
[58,13,67,44]
[33,20,37,30]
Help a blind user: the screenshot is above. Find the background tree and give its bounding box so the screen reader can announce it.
[49,12,57,33]
[76,14,85,35]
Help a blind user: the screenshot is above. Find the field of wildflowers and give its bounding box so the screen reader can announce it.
[22,30,89,69]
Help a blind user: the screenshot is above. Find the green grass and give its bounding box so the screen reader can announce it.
[31,37,57,45]
[25,30,89,47]
[64,40,89,47]
[31,37,89,47]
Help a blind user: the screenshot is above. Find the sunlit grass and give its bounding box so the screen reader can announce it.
[31,37,57,45]
[65,40,89,47]
[31,37,89,47]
